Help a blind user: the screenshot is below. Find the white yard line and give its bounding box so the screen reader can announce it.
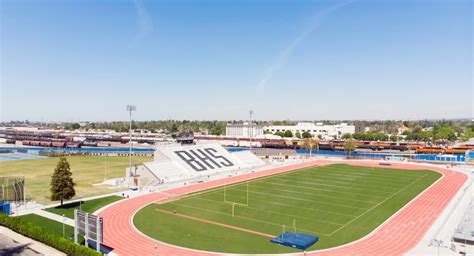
[327,174,428,236]
[284,171,412,188]
[167,201,333,236]
[256,180,387,199]
[228,188,372,210]
[297,169,419,183]
[186,196,346,226]
[271,177,396,195]
[233,184,380,204]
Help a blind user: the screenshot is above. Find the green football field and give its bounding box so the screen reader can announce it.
[134,164,441,254]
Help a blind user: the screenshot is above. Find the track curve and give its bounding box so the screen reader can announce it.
[98,160,467,255]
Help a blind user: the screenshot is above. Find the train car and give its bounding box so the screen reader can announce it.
[444,148,468,154]
[82,140,98,147]
[459,145,474,149]
[65,142,81,148]
[39,141,52,147]
[22,140,31,146]
[400,143,424,150]
[52,141,66,147]
[318,143,335,151]
[389,145,408,151]
[5,139,15,144]
[30,141,41,146]
[357,144,377,150]
[416,147,444,154]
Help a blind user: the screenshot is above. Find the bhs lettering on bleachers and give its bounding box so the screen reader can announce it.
[174,148,234,171]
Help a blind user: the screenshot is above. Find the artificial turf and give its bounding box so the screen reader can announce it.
[133,164,441,254]
[46,195,124,219]
[19,214,78,242]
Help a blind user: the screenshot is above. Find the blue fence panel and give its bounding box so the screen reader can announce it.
[295,149,466,162]
[0,201,10,216]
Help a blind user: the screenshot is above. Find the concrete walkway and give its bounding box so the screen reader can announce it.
[33,210,74,226]
[0,226,65,256]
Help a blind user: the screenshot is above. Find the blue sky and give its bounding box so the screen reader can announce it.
[1,0,472,121]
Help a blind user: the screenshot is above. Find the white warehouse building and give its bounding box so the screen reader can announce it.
[263,122,355,139]
[225,122,264,138]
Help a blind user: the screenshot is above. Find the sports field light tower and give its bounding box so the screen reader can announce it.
[126,105,136,180]
[249,110,254,151]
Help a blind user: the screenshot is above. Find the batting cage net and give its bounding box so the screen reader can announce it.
[0,176,25,203]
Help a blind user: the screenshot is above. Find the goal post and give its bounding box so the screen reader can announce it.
[224,181,249,206]
[224,181,249,217]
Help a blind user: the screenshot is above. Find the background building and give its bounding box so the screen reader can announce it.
[226,123,264,138]
[264,122,355,139]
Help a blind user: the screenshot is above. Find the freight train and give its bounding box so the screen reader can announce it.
[21,140,82,148]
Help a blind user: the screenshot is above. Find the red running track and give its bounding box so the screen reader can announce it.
[97,160,467,255]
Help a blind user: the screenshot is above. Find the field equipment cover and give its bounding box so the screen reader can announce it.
[271,232,319,250]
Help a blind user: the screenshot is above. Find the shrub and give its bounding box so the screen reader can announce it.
[0,213,101,256]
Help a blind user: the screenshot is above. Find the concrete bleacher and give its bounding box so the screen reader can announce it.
[133,143,265,187]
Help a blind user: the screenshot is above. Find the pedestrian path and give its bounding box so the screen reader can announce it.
[33,210,74,226]
[0,226,65,256]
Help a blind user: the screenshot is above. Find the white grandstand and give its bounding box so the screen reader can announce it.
[126,143,266,188]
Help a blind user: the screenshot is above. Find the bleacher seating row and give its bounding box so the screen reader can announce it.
[137,143,265,185]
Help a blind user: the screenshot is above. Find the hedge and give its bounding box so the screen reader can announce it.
[0,213,101,256]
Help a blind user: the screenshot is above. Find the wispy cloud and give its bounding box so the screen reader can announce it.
[256,0,357,91]
[132,0,153,43]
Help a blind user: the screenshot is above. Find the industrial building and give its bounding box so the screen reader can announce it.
[263,122,355,139]
[225,122,264,138]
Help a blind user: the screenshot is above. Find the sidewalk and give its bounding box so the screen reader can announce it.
[0,226,65,256]
[33,210,74,226]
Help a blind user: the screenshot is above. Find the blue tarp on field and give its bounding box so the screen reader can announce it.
[271,232,319,250]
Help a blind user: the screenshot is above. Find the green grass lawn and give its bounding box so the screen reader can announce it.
[19,214,80,242]
[0,155,152,204]
[46,195,124,219]
[134,164,441,254]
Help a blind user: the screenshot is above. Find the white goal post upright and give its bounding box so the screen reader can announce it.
[224,181,249,217]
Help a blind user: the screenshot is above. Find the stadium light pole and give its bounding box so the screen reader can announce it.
[249,110,253,151]
[127,105,136,184]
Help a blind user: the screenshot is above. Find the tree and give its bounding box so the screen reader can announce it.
[344,139,357,157]
[302,138,318,151]
[284,130,293,138]
[274,131,285,137]
[342,133,352,140]
[295,131,302,139]
[413,125,423,133]
[419,131,433,142]
[71,123,80,130]
[170,123,179,133]
[461,128,474,141]
[50,157,76,206]
[302,132,312,138]
[390,135,398,142]
[433,124,456,142]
